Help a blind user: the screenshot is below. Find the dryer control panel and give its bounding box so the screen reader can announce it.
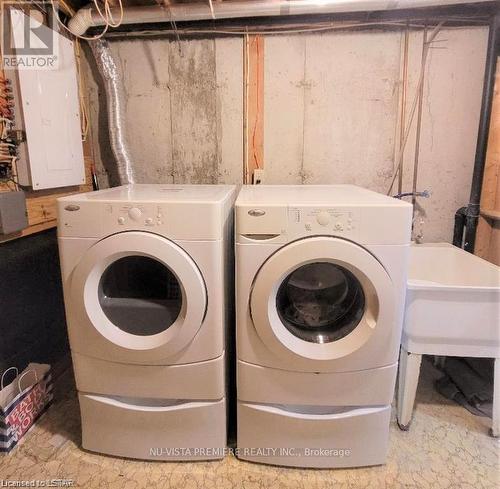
[287,207,359,240]
[103,203,165,230]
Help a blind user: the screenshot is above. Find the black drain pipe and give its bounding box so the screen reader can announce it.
[453,206,467,247]
[457,14,500,252]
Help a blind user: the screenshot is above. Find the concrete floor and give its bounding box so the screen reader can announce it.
[1,359,498,489]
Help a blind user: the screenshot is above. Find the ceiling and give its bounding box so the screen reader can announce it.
[66,0,243,9]
[60,0,496,31]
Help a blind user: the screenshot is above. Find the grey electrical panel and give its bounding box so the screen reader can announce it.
[0,191,28,235]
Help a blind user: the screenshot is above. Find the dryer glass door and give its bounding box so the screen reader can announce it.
[70,231,207,357]
[98,255,182,336]
[250,236,394,362]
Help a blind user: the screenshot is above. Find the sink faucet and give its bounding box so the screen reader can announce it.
[393,190,431,200]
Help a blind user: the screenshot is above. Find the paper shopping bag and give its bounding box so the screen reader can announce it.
[0,363,53,453]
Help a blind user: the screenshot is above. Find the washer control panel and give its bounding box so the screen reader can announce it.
[103,203,165,231]
[288,207,358,239]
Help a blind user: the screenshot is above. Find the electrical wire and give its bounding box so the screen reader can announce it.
[74,40,90,141]
[101,17,486,39]
[208,0,216,21]
[0,174,30,191]
[397,22,409,194]
[58,0,76,16]
[0,63,16,187]
[243,32,250,183]
[386,22,444,195]
[251,36,261,172]
[103,0,125,29]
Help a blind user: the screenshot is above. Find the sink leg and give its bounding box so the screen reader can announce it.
[491,358,499,438]
[397,347,422,431]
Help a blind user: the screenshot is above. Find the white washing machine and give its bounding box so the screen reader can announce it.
[57,184,236,460]
[235,185,412,468]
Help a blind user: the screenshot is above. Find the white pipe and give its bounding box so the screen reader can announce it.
[68,0,487,36]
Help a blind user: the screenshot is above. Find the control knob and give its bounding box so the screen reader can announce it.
[128,207,142,221]
[316,211,330,226]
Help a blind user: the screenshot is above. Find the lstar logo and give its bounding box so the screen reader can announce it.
[1,1,59,70]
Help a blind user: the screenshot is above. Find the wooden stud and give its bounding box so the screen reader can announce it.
[476,60,500,264]
[243,35,264,184]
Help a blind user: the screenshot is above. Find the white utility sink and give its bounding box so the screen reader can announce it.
[397,243,500,436]
[403,243,500,357]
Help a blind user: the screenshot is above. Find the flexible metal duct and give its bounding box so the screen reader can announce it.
[89,39,135,185]
[69,0,488,36]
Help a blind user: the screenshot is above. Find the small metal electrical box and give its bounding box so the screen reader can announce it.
[0,191,28,235]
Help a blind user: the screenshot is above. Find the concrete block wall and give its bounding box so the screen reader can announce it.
[83,26,488,242]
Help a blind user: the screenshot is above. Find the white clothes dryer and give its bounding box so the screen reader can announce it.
[58,184,236,460]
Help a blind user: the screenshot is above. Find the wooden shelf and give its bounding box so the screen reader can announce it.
[0,158,93,244]
[480,208,500,221]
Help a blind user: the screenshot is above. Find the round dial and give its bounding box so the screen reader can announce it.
[316,211,331,226]
[128,207,142,221]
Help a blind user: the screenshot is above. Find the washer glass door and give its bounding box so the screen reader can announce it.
[276,262,365,344]
[250,236,393,362]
